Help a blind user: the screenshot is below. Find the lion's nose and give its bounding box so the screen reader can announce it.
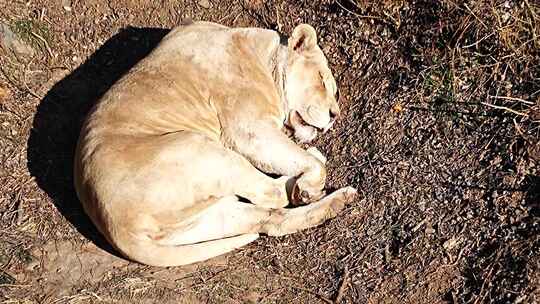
[329,107,340,120]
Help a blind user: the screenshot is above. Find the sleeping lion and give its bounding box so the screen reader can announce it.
[74,21,356,266]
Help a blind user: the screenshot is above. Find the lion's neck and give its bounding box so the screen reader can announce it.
[271,44,289,118]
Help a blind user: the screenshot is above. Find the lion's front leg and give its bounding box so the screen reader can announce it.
[223,121,326,205]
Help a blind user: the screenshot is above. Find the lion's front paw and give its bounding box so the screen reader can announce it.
[327,186,357,215]
[290,149,327,206]
[290,176,325,205]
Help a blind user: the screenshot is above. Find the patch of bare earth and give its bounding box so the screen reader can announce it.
[0,0,538,303]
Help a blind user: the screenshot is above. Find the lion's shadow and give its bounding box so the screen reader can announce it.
[27,27,170,253]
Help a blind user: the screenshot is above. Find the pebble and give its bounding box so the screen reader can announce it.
[62,0,72,12]
[425,223,435,234]
[0,23,35,58]
[198,0,211,9]
[443,237,460,250]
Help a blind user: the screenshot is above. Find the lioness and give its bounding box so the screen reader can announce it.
[74,21,356,266]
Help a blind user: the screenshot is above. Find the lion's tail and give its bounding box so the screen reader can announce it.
[117,234,258,267]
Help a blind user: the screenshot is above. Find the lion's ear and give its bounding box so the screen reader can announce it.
[288,24,317,54]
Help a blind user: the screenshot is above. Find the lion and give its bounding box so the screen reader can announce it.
[73,21,356,267]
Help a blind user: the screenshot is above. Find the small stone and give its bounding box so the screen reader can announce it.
[0,23,35,58]
[443,237,460,250]
[198,0,211,9]
[62,0,72,11]
[425,223,435,234]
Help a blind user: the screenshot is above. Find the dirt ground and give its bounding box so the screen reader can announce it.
[0,0,539,303]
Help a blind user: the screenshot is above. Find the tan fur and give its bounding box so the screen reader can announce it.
[74,22,356,267]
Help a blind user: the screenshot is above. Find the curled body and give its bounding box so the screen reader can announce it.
[74,21,356,267]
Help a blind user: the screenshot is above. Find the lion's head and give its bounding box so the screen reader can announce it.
[284,24,340,143]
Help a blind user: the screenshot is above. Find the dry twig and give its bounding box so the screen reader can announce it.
[30,31,53,58]
[334,265,351,304]
[489,95,535,105]
[481,102,529,116]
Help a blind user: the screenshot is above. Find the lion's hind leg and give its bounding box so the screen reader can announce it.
[124,186,355,266]
[153,186,356,248]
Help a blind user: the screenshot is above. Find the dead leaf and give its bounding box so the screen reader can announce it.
[0,86,8,100]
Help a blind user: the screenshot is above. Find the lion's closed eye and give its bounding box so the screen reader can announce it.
[318,71,325,88]
[318,71,336,96]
